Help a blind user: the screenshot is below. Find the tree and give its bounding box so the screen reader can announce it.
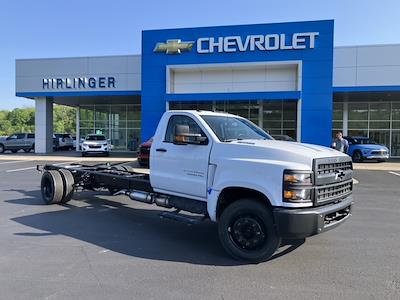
[53,105,76,134]
[0,105,76,136]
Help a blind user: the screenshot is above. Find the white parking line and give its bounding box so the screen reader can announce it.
[389,171,400,177]
[0,160,26,165]
[6,161,75,173]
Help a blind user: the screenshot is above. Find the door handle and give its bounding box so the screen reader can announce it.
[156,148,167,152]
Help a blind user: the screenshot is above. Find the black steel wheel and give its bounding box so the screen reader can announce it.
[218,198,281,263]
[352,150,363,163]
[41,170,64,204]
[11,149,18,153]
[59,169,75,203]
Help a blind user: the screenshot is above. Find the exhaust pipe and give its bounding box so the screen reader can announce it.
[129,190,172,208]
[128,191,153,204]
[115,189,172,208]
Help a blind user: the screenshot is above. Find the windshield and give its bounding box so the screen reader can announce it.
[201,115,272,142]
[86,135,106,141]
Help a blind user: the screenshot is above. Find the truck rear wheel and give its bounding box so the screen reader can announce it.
[59,169,75,203]
[41,170,64,204]
[218,198,281,263]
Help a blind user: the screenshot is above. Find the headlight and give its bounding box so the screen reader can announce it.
[283,170,313,203]
[82,142,88,147]
[103,143,108,146]
[284,172,312,185]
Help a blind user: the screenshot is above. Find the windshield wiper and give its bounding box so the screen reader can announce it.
[223,138,243,142]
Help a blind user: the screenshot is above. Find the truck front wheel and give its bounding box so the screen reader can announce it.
[218,198,281,263]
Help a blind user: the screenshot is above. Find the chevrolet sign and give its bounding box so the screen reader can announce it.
[154,32,319,54]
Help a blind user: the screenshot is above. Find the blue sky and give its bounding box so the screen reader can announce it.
[1,0,400,110]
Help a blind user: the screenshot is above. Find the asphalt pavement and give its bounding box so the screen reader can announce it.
[0,159,399,299]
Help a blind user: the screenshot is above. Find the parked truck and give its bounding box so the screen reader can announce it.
[38,110,353,262]
[0,133,35,153]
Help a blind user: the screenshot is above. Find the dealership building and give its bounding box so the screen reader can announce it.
[15,20,400,156]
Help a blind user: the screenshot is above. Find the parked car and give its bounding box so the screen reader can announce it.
[137,137,153,166]
[272,134,296,142]
[53,133,74,150]
[0,133,35,153]
[81,134,111,156]
[344,136,389,162]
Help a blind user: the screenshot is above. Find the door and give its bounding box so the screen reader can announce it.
[5,134,19,149]
[151,115,212,199]
[16,133,26,149]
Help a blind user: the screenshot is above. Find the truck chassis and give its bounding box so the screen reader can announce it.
[38,163,208,217]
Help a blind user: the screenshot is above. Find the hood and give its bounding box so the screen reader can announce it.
[83,140,108,145]
[353,144,388,151]
[213,139,349,170]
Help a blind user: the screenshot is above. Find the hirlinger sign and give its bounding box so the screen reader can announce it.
[42,76,116,89]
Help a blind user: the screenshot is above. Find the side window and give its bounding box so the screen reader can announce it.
[27,134,34,139]
[16,134,25,139]
[165,115,206,143]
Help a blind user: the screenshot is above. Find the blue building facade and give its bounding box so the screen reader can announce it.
[141,20,334,146]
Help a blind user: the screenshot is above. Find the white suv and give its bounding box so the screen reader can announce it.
[81,134,111,156]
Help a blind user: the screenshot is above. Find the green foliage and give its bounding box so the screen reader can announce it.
[53,105,76,134]
[0,105,76,136]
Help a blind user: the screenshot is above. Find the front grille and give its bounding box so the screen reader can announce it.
[317,161,352,175]
[89,145,101,149]
[371,150,387,155]
[313,156,353,205]
[316,179,352,204]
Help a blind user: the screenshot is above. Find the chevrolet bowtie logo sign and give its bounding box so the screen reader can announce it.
[153,39,194,54]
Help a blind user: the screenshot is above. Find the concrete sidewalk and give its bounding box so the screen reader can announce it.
[0,151,137,162]
[353,160,400,171]
[1,151,399,170]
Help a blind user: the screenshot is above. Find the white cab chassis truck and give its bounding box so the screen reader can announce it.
[39,111,353,262]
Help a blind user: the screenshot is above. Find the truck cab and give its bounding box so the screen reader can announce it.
[150,110,353,261]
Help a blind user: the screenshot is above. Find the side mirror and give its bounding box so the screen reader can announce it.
[173,125,207,145]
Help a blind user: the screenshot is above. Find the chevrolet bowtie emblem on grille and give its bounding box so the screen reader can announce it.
[335,169,345,181]
[153,39,194,54]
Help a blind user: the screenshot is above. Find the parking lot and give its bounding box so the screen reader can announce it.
[0,158,399,299]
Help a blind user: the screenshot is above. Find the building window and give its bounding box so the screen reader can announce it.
[343,101,400,157]
[168,100,298,140]
[332,102,344,137]
[78,101,141,151]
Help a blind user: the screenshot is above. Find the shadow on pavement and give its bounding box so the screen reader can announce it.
[8,189,304,266]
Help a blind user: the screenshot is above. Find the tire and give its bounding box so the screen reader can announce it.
[11,149,18,153]
[81,152,86,157]
[218,198,281,263]
[41,170,64,204]
[0,144,4,153]
[352,150,363,163]
[23,148,31,153]
[104,152,109,157]
[59,169,75,203]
